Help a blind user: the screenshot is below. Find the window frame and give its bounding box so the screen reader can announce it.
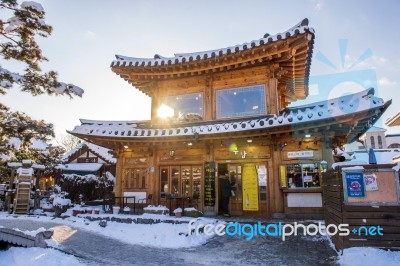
[215,84,267,119]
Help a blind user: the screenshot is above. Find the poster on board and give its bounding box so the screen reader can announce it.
[364,174,379,191]
[242,164,259,211]
[345,172,365,197]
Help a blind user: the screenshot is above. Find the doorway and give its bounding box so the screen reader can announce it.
[217,162,268,216]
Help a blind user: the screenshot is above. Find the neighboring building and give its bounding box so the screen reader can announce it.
[69,19,391,217]
[58,142,116,177]
[359,126,387,150]
[350,149,400,164]
[386,112,400,127]
[386,134,400,149]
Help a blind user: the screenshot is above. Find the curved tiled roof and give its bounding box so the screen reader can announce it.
[110,19,315,101]
[111,19,313,68]
[69,88,390,143]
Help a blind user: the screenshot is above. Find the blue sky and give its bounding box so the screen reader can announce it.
[2,0,400,141]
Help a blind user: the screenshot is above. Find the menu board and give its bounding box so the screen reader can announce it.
[242,164,259,211]
[204,161,216,206]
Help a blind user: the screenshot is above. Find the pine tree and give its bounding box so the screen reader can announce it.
[0,0,83,156]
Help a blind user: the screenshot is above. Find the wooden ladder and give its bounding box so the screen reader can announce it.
[13,172,32,214]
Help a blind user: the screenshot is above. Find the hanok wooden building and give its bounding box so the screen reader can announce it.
[59,142,116,177]
[69,19,391,217]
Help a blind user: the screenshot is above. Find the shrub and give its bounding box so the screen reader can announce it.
[60,173,114,203]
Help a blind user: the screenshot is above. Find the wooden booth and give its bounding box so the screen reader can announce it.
[69,19,391,217]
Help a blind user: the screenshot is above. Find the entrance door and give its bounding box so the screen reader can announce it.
[217,162,268,216]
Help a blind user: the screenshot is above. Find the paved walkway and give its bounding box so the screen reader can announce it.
[0,218,338,266]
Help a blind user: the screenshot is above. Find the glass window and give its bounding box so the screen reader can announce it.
[160,168,168,198]
[286,163,320,188]
[257,165,267,201]
[160,93,203,122]
[124,168,146,189]
[160,166,202,200]
[216,85,266,119]
[378,136,383,149]
[370,136,376,149]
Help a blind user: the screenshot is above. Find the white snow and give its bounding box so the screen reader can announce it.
[332,160,368,169]
[70,88,387,141]
[341,166,365,170]
[0,211,217,249]
[21,1,44,12]
[0,247,86,266]
[339,247,400,266]
[350,149,400,164]
[57,163,103,172]
[62,141,116,164]
[0,212,399,264]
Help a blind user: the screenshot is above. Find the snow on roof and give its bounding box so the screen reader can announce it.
[365,126,386,133]
[57,163,103,172]
[332,160,369,169]
[350,149,400,164]
[111,19,314,68]
[62,142,116,164]
[69,88,387,141]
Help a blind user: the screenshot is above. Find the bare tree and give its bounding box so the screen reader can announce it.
[57,134,81,152]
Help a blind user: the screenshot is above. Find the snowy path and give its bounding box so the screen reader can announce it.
[0,219,338,265]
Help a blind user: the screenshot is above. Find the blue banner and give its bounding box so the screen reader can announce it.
[346,172,365,197]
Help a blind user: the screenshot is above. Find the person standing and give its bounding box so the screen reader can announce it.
[220,170,233,217]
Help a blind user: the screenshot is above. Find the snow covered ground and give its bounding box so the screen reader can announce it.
[0,210,218,249]
[1,211,400,265]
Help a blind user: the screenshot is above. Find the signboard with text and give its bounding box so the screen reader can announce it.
[242,164,259,211]
[345,172,365,197]
[204,162,216,206]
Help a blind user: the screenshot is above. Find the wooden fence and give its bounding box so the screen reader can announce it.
[323,164,400,250]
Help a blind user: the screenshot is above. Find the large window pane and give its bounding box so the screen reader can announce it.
[216,85,266,119]
[160,93,203,121]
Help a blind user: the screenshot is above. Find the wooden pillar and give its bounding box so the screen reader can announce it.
[322,134,334,168]
[150,84,160,125]
[115,149,124,197]
[204,75,213,121]
[267,78,279,115]
[270,143,284,215]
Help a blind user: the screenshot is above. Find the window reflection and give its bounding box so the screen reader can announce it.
[216,85,266,119]
[160,93,204,122]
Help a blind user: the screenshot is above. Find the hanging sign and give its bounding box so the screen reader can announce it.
[242,164,259,211]
[287,150,314,158]
[204,162,216,206]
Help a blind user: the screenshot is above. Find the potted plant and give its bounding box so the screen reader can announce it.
[173,207,182,218]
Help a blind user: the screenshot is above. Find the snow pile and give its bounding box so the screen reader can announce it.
[0,213,218,249]
[339,247,400,266]
[0,247,85,266]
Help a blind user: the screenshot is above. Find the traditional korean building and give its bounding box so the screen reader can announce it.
[69,19,391,217]
[58,142,116,177]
